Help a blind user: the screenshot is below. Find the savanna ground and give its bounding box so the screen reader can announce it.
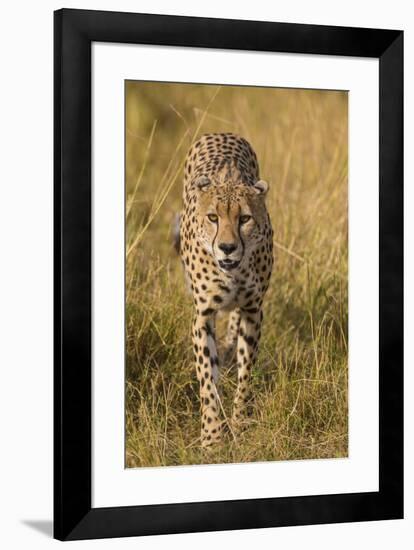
[125,82,348,467]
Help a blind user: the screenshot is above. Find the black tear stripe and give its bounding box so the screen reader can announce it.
[211,219,219,256]
[238,225,245,259]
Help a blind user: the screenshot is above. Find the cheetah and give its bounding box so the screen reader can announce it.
[178,133,273,448]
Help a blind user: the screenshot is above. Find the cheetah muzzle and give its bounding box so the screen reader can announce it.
[179,133,273,448]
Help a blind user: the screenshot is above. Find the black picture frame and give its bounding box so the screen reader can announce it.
[54,8,403,541]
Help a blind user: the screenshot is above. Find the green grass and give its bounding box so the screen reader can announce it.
[125,82,348,467]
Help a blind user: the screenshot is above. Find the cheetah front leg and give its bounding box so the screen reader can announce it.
[232,309,262,430]
[222,308,241,365]
[192,314,223,448]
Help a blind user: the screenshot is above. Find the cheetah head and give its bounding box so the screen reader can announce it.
[193,176,270,272]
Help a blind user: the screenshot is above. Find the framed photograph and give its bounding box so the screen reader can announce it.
[54,9,403,540]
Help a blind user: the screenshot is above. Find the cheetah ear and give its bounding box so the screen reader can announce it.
[195,175,212,192]
[253,179,269,195]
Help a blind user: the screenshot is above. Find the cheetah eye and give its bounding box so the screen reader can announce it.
[240,215,252,224]
[207,214,218,223]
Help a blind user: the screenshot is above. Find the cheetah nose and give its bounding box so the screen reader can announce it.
[219,243,237,255]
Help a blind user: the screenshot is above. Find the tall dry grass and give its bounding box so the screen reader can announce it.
[125,82,348,467]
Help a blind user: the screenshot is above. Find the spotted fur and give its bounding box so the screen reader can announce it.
[179,133,273,447]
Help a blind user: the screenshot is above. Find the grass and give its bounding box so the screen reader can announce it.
[125,82,348,467]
